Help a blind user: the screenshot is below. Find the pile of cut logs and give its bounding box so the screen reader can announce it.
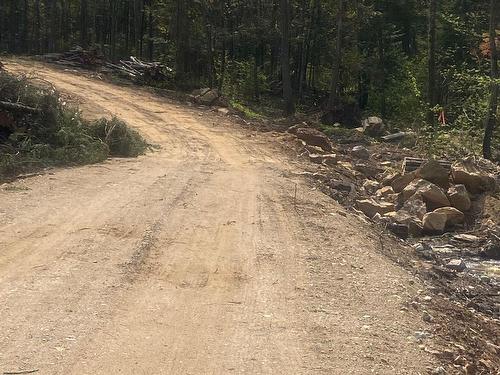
[105,57,172,82]
[43,46,105,67]
[40,47,172,83]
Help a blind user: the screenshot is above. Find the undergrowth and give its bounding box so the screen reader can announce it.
[0,71,147,178]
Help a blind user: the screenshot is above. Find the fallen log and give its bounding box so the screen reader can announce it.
[0,101,41,115]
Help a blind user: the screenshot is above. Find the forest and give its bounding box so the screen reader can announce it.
[0,0,498,159]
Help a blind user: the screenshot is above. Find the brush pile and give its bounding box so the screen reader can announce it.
[0,70,147,178]
[105,57,173,83]
[40,47,173,84]
[42,46,105,67]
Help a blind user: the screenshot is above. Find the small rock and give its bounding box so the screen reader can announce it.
[432,366,446,375]
[329,180,355,194]
[351,145,370,160]
[447,184,471,212]
[321,154,338,166]
[308,153,325,164]
[287,123,306,134]
[354,163,382,178]
[445,259,467,272]
[382,172,401,186]
[454,355,467,366]
[308,153,338,166]
[413,242,432,252]
[413,242,433,256]
[362,180,380,194]
[376,186,395,198]
[304,143,326,155]
[422,310,434,323]
[481,241,500,260]
[356,199,395,219]
[216,107,230,115]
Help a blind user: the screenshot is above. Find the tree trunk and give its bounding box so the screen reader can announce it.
[148,0,154,61]
[279,0,295,116]
[483,0,499,159]
[80,0,88,48]
[427,0,438,124]
[327,0,345,110]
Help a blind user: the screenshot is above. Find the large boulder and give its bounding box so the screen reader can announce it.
[451,158,496,194]
[417,159,450,189]
[433,207,465,226]
[295,128,333,152]
[401,179,450,210]
[391,171,417,193]
[447,184,471,212]
[422,211,448,233]
[356,199,395,219]
[362,116,385,137]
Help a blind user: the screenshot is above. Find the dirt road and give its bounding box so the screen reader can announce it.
[1,61,434,374]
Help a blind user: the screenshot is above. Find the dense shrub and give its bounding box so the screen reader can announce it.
[90,117,148,157]
[0,72,147,178]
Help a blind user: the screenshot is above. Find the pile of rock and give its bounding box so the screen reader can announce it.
[356,157,498,238]
[288,126,339,167]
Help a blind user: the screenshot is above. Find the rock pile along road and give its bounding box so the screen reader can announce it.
[0,60,435,374]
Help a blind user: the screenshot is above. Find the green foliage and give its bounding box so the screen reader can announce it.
[90,117,148,157]
[0,72,146,178]
[222,60,269,100]
[0,0,497,158]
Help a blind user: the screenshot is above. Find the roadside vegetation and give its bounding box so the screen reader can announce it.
[0,71,147,178]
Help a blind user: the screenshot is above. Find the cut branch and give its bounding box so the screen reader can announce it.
[0,101,41,114]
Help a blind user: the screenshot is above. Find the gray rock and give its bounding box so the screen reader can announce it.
[356,199,395,219]
[351,145,370,160]
[445,259,467,271]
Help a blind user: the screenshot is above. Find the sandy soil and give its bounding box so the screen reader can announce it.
[0,60,435,374]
